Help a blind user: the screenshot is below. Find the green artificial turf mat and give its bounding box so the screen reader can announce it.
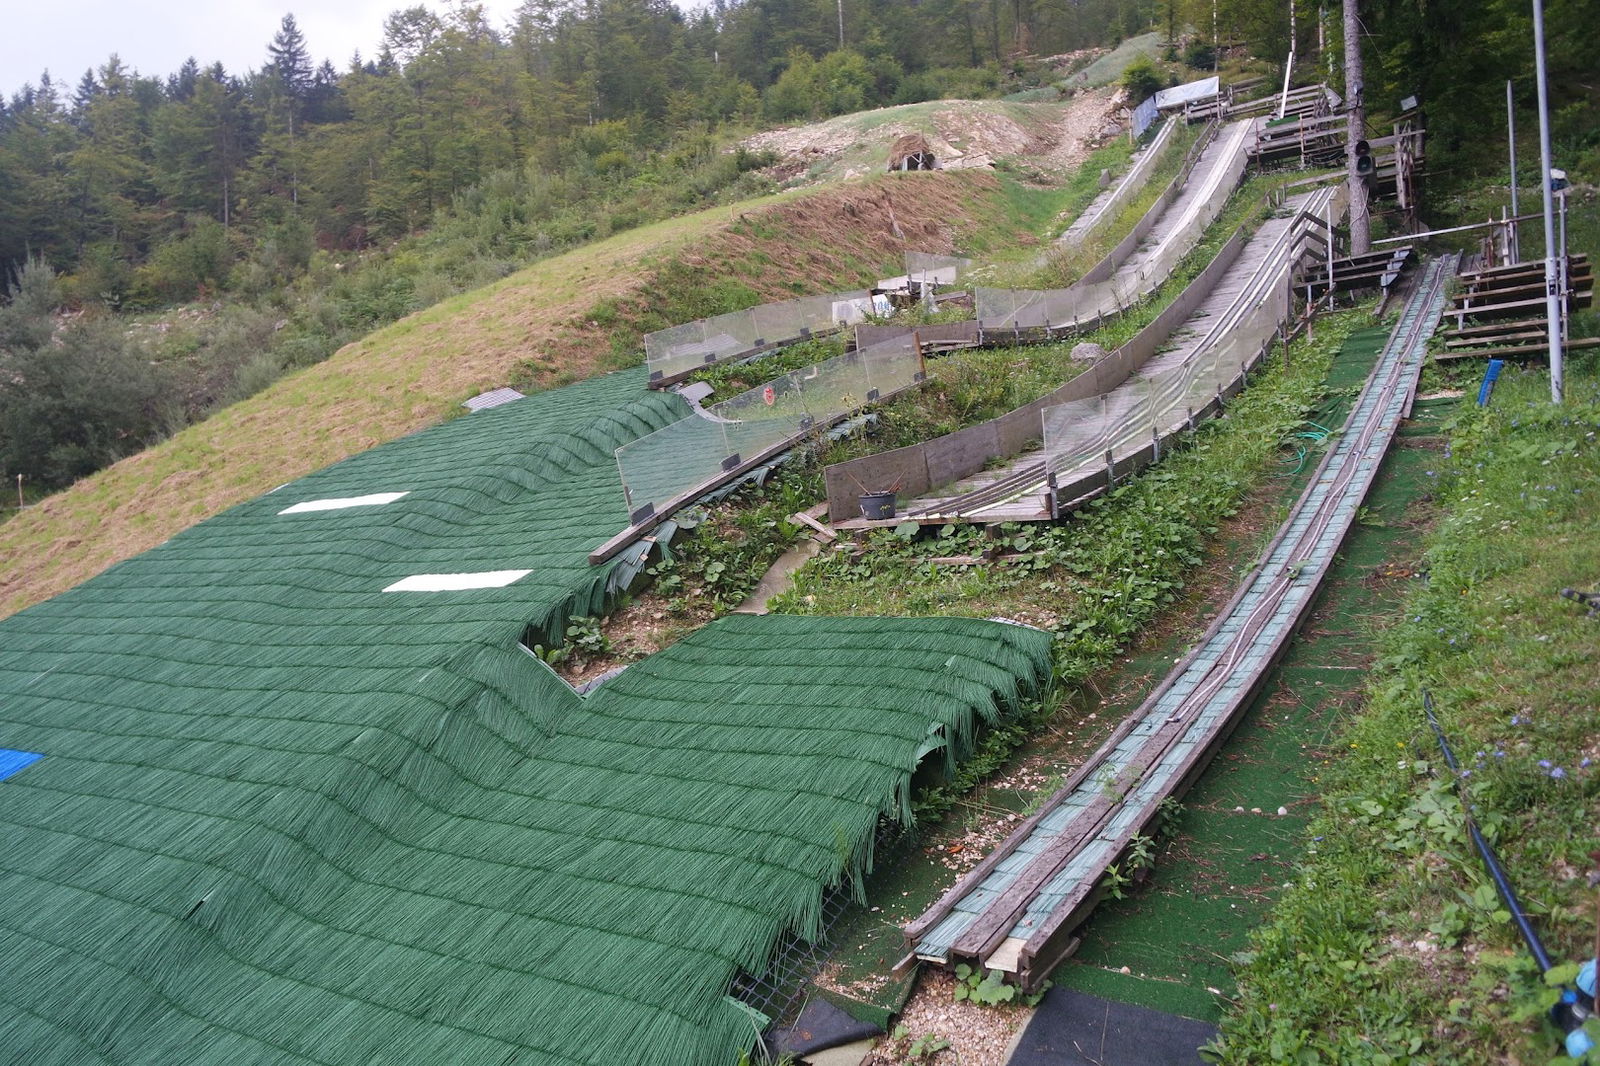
[1050,323,1447,1023]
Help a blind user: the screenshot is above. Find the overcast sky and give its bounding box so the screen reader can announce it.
[3,0,536,101]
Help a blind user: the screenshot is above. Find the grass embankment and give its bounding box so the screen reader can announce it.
[1214,359,1600,1064]
[0,168,1057,619]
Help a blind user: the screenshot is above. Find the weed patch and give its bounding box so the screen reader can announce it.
[1214,357,1600,1064]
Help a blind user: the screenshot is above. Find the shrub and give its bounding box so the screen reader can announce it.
[1121,57,1165,102]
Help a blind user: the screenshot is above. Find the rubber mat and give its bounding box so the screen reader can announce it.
[1008,987,1216,1066]
[768,998,883,1057]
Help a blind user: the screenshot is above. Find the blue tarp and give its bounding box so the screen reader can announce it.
[1131,96,1159,139]
[0,749,42,781]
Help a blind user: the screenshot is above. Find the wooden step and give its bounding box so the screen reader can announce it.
[1435,336,1600,361]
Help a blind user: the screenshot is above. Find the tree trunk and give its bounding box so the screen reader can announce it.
[1344,0,1370,254]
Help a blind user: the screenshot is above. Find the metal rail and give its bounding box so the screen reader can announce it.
[912,188,1340,521]
[905,254,1459,990]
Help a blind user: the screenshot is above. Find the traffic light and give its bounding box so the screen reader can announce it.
[1354,139,1374,179]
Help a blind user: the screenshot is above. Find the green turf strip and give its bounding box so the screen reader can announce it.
[0,366,1056,1066]
[1050,327,1449,1022]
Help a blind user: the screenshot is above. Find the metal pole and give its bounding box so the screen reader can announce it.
[1507,81,1520,262]
[1278,50,1295,118]
[1533,0,1563,402]
[1559,190,1569,340]
[1327,204,1336,309]
[1372,212,1545,244]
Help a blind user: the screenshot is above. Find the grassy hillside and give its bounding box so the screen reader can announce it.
[0,168,1069,619]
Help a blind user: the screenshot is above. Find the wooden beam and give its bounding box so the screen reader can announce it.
[1435,336,1600,361]
[1448,290,1593,320]
[790,510,838,543]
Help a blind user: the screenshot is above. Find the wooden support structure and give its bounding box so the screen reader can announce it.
[1298,247,1414,299]
[1435,253,1591,361]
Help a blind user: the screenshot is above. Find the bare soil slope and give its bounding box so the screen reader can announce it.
[746,89,1124,186]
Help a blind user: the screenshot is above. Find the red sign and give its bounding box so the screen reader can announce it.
[762,385,776,406]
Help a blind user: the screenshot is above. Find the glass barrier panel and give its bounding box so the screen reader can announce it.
[804,348,876,414]
[751,297,805,345]
[973,288,1018,325]
[615,413,731,518]
[865,336,924,397]
[1042,395,1113,476]
[905,252,972,288]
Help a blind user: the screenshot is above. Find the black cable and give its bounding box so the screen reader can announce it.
[1421,689,1554,973]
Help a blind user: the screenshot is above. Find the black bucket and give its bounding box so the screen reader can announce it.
[859,491,897,520]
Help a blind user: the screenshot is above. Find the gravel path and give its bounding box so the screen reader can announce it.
[863,969,1032,1066]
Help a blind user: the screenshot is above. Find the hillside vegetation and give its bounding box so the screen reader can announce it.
[0,167,1067,618]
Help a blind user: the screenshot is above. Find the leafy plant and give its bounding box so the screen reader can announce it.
[951,964,1051,1009]
[646,558,683,596]
[563,615,611,659]
[1125,833,1156,872]
[953,963,1018,1005]
[889,1025,951,1061]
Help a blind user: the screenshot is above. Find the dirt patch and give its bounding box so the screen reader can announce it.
[745,91,1124,188]
[554,601,708,688]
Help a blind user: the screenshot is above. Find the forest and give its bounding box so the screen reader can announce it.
[0,0,1596,490]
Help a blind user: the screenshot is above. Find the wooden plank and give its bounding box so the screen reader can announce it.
[1445,330,1551,348]
[1443,315,1552,339]
[790,510,838,542]
[1435,336,1600,361]
[1454,274,1593,303]
[1448,290,1593,320]
[1458,253,1587,283]
[925,423,1002,489]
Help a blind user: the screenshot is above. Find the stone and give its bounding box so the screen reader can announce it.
[1071,341,1107,363]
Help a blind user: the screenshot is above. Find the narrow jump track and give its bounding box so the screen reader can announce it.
[905,254,1459,990]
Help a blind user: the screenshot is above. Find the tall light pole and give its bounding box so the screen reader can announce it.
[1532,0,1564,402]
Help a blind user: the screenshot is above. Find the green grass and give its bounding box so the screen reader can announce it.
[1018,120,1201,290]
[1065,33,1166,89]
[1213,356,1600,1064]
